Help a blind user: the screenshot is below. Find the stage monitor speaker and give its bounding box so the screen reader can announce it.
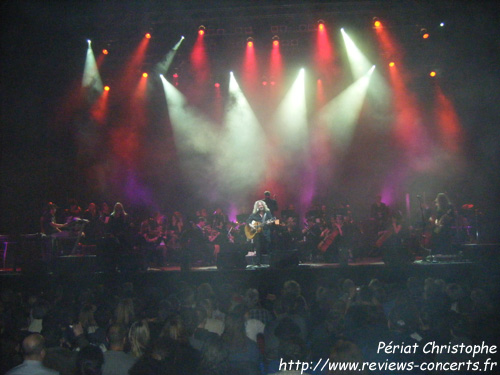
[118,253,146,272]
[382,245,414,266]
[460,243,500,263]
[270,249,299,268]
[54,255,97,274]
[217,249,246,270]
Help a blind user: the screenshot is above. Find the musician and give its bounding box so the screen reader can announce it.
[40,202,68,260]
[182,217,212,267]
[301,217,322,261]
[82,202,103,244]
[139,217,166,267]
[247,200,274,265]
[319,215,348,263]
[263,191,278,217]
[65,198,82,221]
[279,217,301,252]
[107,202,133,252]
[370,195,390,232]
[211,207,228,231]
[431,193,456,255]
[41,202,66,236]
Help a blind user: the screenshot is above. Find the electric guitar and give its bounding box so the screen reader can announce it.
[433,209,453,234]
[244,218,278,240]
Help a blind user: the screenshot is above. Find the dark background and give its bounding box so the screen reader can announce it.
[1,0,499,236]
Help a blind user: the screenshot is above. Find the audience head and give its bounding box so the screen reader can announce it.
[22,333,46,361]
[129,320,150,358]
[107,324,128,350]
[328,339,365,375]
[115,298,135,327]
[75,345,104,375]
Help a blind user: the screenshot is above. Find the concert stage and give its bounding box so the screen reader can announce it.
[1,244,499,295]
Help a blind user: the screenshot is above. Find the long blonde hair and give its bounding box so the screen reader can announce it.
[252,200,270,215]
[128,319,150,358]
[115,298,135,327]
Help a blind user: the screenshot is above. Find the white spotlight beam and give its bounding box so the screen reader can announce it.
[82,43,103,92]
[272,68,308,151]
[341,28,373,81]
[160,75,217,154]
[154,36,184,74]
[216,72,266,192]
[317,66,375,150]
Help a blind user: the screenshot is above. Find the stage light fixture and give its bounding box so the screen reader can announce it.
[104,86,110,91]
[142,73,148,78]
[246,37,254,47]
[373,18,382,28]
[272,35,279,47]
[198,25,206,36]
[421,28,430,39]
[389,61,395,67]
[440,22,445,27]
[102,49,108,55]
[145,33,151,39]
[214,82,220,88]
[317,19,325,31]
[430,71,437,77]
[173,73,179,78]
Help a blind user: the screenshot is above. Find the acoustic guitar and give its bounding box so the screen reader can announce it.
[244,218,278,240]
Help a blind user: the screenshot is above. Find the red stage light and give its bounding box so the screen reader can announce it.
[142,72,148,78]
[104,86,110,91]
[102,49,109,55]
[273,40,279,47]
[374,20,382,28]
[318,23,325,31]
[198,29,205,36]
[430,71,437,77]
[389,61,395,67]
[214,82,220,88]
[247,41,253,47]
[145,33,151,39]
[422,33,430,39]
[173,73,178,78]
[262,81,268,86]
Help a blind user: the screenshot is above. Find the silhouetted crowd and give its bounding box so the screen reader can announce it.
[1,273,498,374]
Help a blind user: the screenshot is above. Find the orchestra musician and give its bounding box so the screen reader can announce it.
[40,202,68,260]
[430,193,456,255]
[107,202,133,252]
[263,191,278,217]
[370,195,390,232]
[247,200,274,266]
[301,217,322,262]
[181,216,213,268]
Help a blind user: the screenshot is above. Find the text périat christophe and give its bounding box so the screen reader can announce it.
[378,341,497,358]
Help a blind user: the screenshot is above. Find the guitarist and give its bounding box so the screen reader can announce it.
[247,200,274,265]
[430,193,456,255]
